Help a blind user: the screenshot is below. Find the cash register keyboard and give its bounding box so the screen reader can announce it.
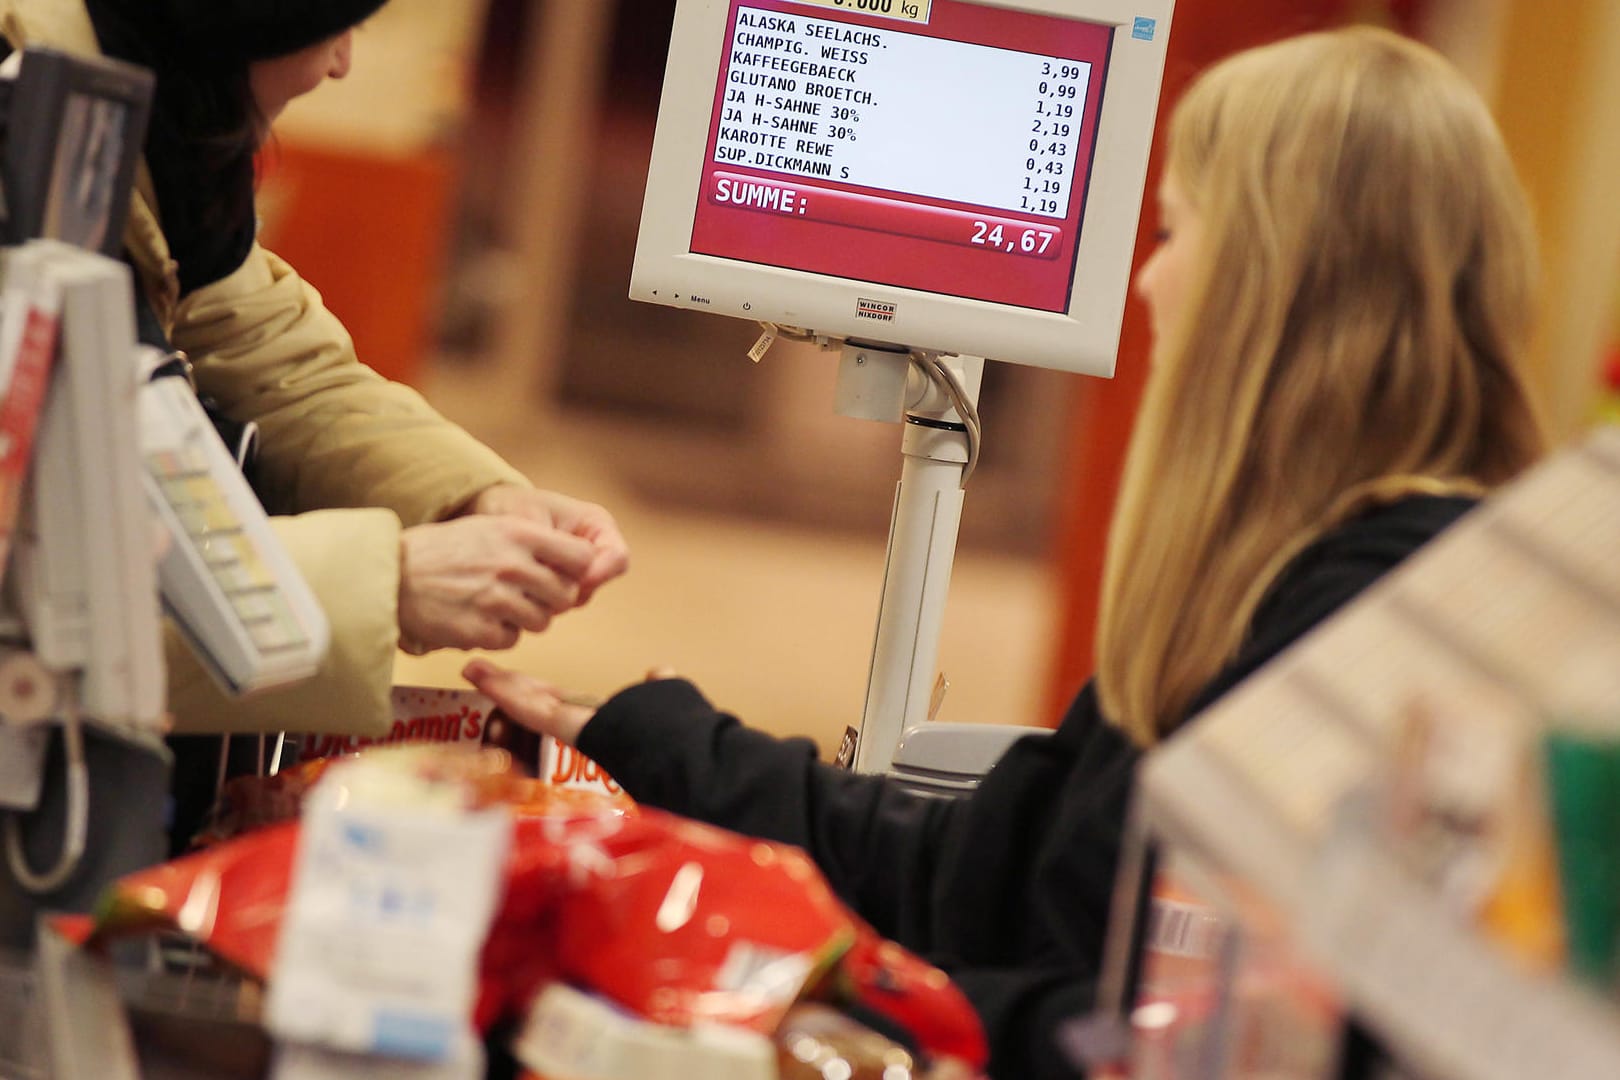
[139,375,328,695]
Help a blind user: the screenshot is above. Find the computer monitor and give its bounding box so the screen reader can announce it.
[631,0,1173,375]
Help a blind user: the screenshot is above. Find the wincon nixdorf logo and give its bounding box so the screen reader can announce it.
[857,298,896,322]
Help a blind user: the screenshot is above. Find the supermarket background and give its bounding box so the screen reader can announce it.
[253,0,1620,751]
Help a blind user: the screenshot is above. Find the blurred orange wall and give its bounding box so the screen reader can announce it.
[255,144,455,388]
[1490,0,1620,435]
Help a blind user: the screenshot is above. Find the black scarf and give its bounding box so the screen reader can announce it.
[84,0,258,295]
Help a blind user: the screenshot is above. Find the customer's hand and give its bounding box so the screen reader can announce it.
[397,515,595,653]
[463,485,630,604]
[461,658,595,746]
[462,661,677,746]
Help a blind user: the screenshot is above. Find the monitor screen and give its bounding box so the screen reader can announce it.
[632,0,1173,375]
[694,2,1111,314]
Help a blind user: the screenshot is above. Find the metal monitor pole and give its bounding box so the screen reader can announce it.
[832,341,983,775]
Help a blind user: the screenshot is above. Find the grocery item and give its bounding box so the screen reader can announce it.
[266,749,511,1066]
[511,981,776,1080]
[197,756,337,845]
[295,687,503,765]
[94,821,300,976]
[776,1003,977,1080]
[483,808,854,1035]
[90,748,986,1074]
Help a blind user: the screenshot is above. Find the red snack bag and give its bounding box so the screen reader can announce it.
[552,808,855,1032]
[828,922,989,1069]
[92,822,300,978]
[474,812,611,1031]
[475,807,853,1034]
[482,806,987,1069]
[93,756,638,1010]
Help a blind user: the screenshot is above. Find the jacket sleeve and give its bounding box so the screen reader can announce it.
[577,679,967,942]
[586,680,1114,1075]
[169,244,531,522]
[952,968,1093,1079]
[164,508,401,737]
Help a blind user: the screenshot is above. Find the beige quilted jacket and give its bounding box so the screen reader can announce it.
[2,0,530,735]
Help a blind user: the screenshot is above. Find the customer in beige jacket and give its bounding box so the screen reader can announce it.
[0,0,630,736]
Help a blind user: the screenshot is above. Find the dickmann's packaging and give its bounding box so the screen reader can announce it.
[296,686,531,770]
[198,687,627,845]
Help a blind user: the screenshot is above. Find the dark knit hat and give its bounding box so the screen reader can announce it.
[163,0,392,63]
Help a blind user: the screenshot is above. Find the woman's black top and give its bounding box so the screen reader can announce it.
[577,495,1476,1078]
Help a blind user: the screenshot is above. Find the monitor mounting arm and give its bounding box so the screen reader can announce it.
[833,341,983,774]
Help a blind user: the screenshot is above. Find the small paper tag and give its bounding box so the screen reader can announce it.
[747,328,776,364]
[834,726,859,770]
[1143,897,1224,958]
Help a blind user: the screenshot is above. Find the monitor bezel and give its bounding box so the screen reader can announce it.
[630,0,1174,376]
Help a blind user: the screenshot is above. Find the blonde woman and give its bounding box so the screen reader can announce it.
[469,27,1545,1079]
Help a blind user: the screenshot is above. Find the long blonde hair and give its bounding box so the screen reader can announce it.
[1095,27,1546,745]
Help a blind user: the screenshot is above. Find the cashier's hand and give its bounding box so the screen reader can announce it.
[396,516,597,654]
[462,485,630,605]
[461,659,595,746]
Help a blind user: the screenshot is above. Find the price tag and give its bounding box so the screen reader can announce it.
[747,326,777,363]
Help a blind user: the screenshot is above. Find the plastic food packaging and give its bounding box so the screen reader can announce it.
[511,981,777,1080]
[93,748,620,977]
[199,736,632,848]
[827,920,989,1067]
[264,748,513,1065]
[775,1003,978,1080]
[196,756,337,846]
[476,804,986,1070]
[481,807,854,1036]
[90,748,986,1073]
[294,687,517,767]
[93,821,300,977]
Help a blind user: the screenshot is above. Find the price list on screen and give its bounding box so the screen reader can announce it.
[713,6,1091,226]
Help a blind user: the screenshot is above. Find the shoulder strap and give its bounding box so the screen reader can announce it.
[124,249,261,481]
